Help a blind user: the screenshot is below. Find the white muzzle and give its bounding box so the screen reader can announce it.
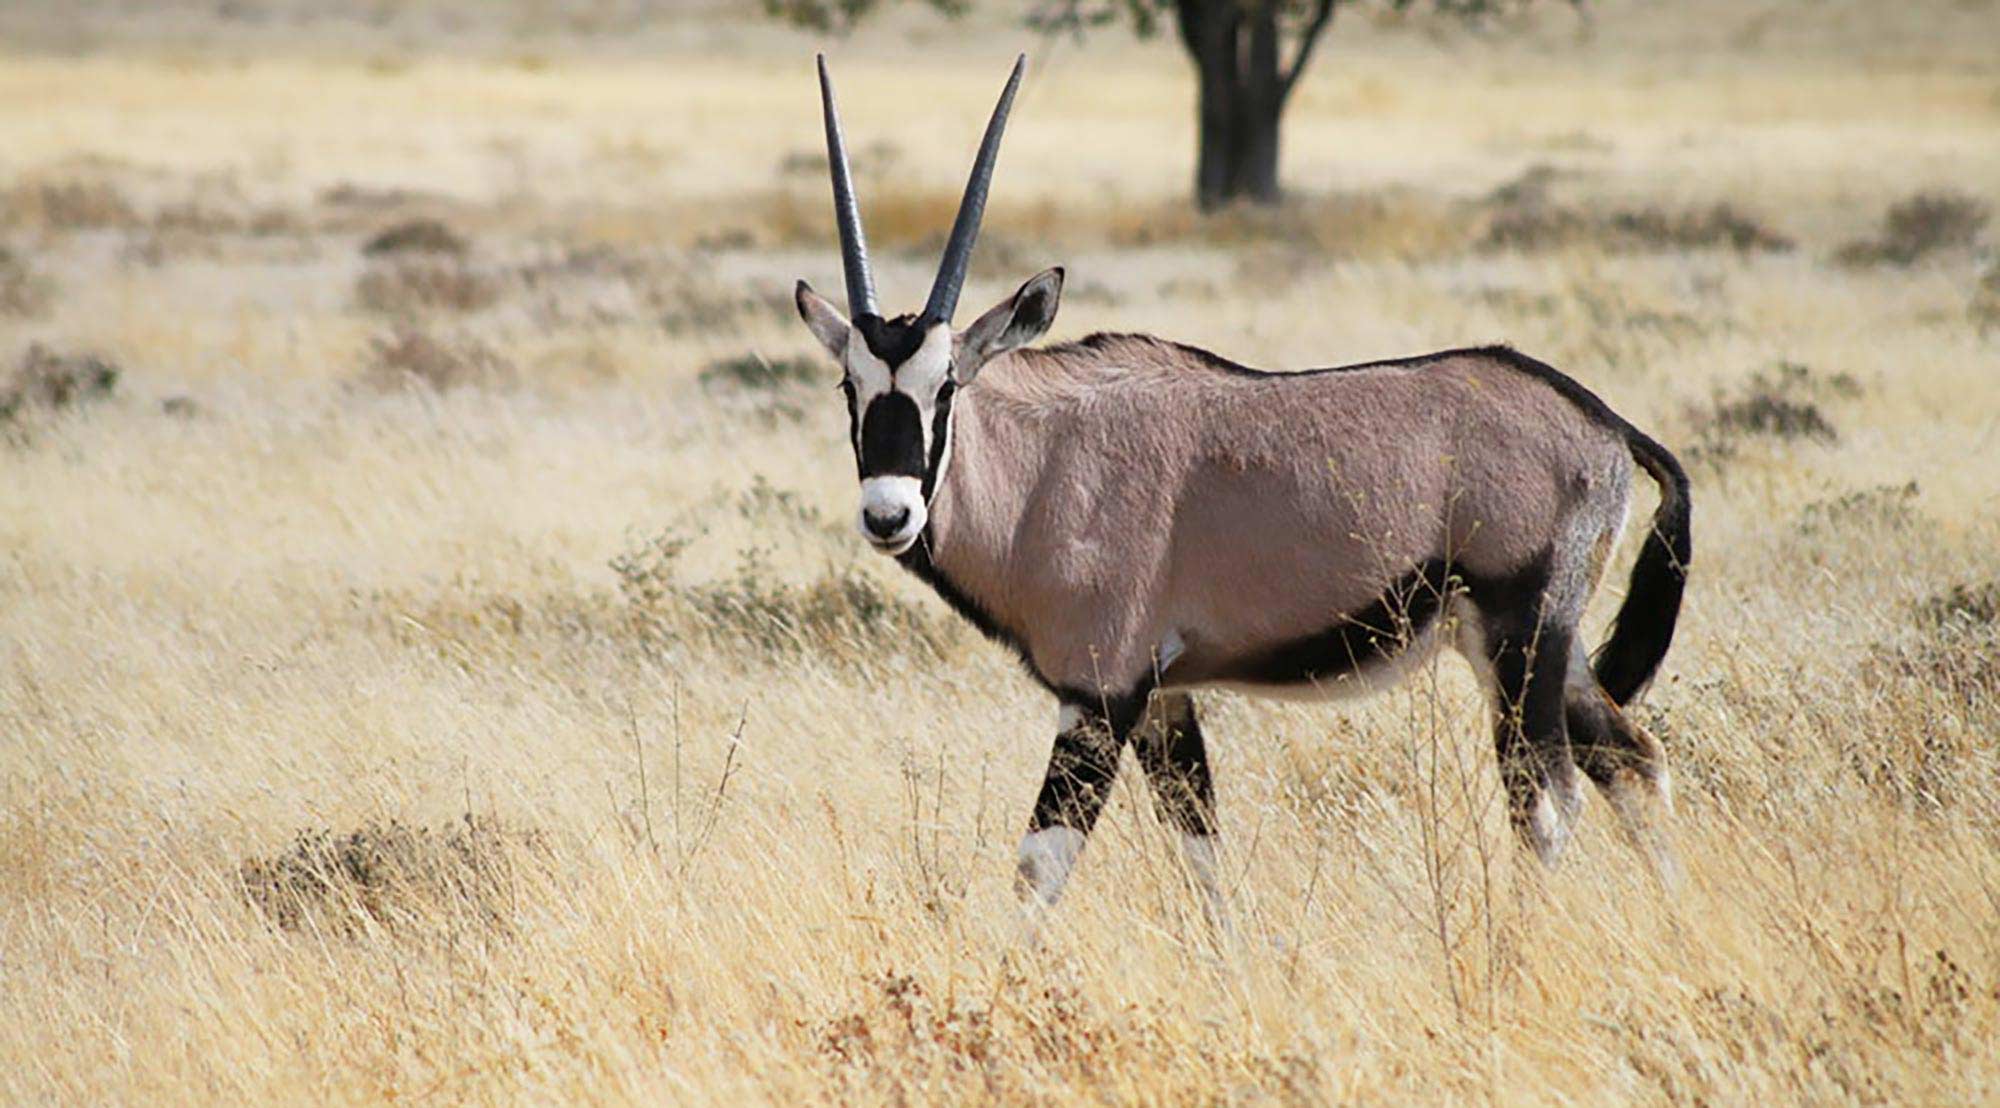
[857,475,926,555]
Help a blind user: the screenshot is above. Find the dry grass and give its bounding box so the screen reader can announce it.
[0,245,56,317]
[359,328,517,392]
[3,1,1998,1103]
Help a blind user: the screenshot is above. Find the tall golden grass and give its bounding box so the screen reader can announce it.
[2,1,1996,1102]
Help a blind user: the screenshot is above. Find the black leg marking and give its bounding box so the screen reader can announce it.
[1566,677,1682,886]
[1566,684,1667,792]
[1028,693,1147,835]
[1486,618,1580,854]
[1017,691,1152,911]
[1131,692,1218,838]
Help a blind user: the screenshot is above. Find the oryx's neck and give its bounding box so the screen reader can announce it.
[906,377,1041,640]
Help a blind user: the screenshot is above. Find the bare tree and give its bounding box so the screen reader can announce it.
[769,0,1580,210]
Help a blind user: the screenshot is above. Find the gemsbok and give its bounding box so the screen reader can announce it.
[793,55,1693,922]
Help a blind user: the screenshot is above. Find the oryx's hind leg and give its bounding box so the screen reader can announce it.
[1015,694,1143,909]
[1131,690,1228,932]
[1476,611,1587,866]
[1565,663,1682,886]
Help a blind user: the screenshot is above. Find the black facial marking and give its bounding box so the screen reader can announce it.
[848,311,955,486]
[854,313,928,366]
[919,381,956,500]
[858,392,926,478]
[839,379,860,475]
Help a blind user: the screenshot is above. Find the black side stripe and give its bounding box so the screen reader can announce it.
[1214,559,1458,687]
[920,381,955,502]
[839,379,860,477]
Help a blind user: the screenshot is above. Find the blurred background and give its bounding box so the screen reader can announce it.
[3,2,1997,1103]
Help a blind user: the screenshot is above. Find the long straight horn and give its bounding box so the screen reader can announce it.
[923,54,1027,326]
[817,54,877,319]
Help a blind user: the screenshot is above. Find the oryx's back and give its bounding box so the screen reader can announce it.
[968,336,1649,690]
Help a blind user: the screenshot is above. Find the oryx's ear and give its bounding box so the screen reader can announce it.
[795,280,852,360]
[952,267,1063,384]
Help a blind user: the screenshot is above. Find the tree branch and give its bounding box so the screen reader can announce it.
[1279,0,1338,104]
[1173,0,1206,58]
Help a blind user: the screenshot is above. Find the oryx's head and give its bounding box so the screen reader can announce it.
[795,55,1064,556]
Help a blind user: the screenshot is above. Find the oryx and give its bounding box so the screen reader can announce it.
[793,55,1692,920]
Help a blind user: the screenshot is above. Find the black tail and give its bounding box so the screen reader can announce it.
[1593,428,1692,706]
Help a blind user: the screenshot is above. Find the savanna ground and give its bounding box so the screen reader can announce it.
[3,0,1998,1102]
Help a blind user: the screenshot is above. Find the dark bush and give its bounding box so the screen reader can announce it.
[699,353,819,393]
[611,533,956,661]
[0,344,119,424]
[1796,481,1920,537]
[0,179,139,231]
[1605,204,1795,253]
[1866,581,2000,707]
[1711,393,1838,443]
[1915,581,2000,633]
[1689,361,1859,464]
[240,815,540,936]
[1858,580,2000,810]
[1837,191,1990,266]
[360,329,515,392]
[1972,261,2000,330]
[354,259,502,315]
[362,218,468,258]
[698,353,823,424]
[0,246,53,317]
[1480,179,1793,254]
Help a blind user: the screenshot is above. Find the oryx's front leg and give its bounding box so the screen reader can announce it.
[1131,691,1229,932]
[1015,697,1141,909]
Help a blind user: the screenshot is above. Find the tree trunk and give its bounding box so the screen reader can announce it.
[1186,0,1289,210]
[1181,0,1334,210]
[1190,1,1242,211]
[1237,2,1283,204]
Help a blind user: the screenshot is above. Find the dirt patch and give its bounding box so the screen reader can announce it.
[815,970,1320,1101]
